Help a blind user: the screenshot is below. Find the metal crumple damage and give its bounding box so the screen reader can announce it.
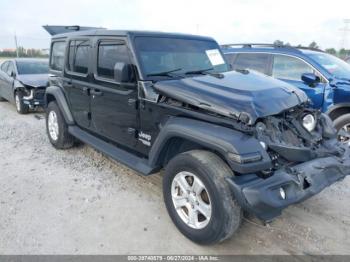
[254,107,346,174]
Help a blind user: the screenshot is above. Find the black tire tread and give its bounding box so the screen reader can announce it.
[46,101,75,149]
[15,91,29,114]
[164,150,242,245]
[334,113,350,131]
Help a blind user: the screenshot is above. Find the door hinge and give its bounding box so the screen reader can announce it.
[128,98,137,106]
[127,128,136,136]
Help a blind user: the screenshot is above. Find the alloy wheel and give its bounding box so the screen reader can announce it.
[48,111,59,141]
[171,171,212,229]
[15,94,21,112]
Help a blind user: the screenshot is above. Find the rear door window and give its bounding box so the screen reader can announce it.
[232,53,270,74]
[272,54,314,81]
[50,41,66,71]
[67,40,90,75]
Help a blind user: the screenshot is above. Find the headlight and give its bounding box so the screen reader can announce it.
[302,114,316,132]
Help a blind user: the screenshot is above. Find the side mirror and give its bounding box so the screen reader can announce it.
[114,62,134,83]
[301,73,320,86]
[10,71,16,78]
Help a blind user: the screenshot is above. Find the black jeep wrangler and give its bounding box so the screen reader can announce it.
[45,28,350,245]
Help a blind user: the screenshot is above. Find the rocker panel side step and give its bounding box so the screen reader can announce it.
[68,126,155,175]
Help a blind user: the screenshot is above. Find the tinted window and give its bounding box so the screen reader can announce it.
[50,41,65,71]
[16,61,48,75]
[134,37,229,79]
[232,53,269,74]
[97,41,130,80]
[1,61,9,72]
[67,40,89,74]
[273,55,313,81]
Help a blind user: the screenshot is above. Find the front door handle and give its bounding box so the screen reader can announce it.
[64,79,73,88]
[91,89,103,97]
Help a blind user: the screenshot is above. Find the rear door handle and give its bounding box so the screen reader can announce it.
[91,89,103,96]
[81,86,89,94]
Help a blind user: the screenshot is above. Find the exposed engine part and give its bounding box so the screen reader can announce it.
[255,108,344,165]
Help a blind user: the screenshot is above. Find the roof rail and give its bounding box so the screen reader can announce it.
[221,43,285,48]
[220,43,324,53]
[43,25,105,36]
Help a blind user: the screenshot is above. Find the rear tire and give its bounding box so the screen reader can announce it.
[163,150,242,245]
[46,101,74,149]
[15,91,29,114]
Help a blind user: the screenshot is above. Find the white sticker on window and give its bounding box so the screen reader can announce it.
[206,49,225,66]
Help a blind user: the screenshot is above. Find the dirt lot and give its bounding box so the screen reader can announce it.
[0,101,350,255]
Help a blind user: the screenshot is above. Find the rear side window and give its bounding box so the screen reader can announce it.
[97,40,130,80]
[67,40,90,74]
[232,53,270,74]
[50,41,66,71]
[272,55,313,81]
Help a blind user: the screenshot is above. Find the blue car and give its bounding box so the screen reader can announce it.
[222,44,350,137]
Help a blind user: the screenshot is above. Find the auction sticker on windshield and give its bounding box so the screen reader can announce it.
[206,49,225,66]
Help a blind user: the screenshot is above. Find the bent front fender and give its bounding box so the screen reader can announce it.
[45,85,74,125]
[148,117,272,174]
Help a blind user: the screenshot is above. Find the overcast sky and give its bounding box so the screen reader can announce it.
[0,0,349,49]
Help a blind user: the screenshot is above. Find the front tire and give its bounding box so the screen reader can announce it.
[15,91,29,114]
[46,101,74,149]
[163,150,242,245]
[334,113,350,143]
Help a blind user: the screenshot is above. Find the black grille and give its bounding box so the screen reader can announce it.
[34,89,45,100]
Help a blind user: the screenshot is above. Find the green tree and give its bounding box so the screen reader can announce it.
[273,40,284,46]
[309,41,319,49]
[338,48,350,59]
[325,48,337,55]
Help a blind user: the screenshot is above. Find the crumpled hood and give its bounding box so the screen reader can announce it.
[17,74,49,88]
[154,70,308,124]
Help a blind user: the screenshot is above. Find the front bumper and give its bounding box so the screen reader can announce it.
[227,148,350,221]
[22,89,45,108]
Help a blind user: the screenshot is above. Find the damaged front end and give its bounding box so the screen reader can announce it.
[18,86,46,108]
[227,107,350,221]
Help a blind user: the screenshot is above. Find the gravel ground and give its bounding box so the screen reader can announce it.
[0,101,350,255]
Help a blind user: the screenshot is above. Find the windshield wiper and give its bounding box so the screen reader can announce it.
[185,68,214,75]
[185,67,224,79]
[147,68,182,77]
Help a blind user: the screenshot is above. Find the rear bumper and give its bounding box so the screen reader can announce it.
[227,149,350,221]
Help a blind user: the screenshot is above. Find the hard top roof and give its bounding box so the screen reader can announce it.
[51,29,215,42]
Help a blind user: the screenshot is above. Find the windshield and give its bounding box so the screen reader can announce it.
[16,61,49,75]
[309,53,350,79]
[134,36,229,79]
